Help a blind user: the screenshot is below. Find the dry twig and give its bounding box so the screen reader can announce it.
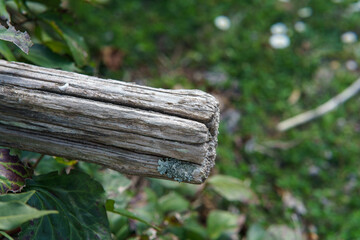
[277,77,360,131]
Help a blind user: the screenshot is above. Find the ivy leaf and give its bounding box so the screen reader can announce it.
[0,148,32,194]
[0,190,56,232]
[0,190,36,203]
[0,21,33,54]
[19,170,111,240]
[207,175,258,204]
[106,199,162,231]
[0,201,57,231]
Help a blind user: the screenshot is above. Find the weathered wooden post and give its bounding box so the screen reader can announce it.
[0,60,219,184]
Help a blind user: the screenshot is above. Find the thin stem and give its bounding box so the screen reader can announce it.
[32,154,45,170]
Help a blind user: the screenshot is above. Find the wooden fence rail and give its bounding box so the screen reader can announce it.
[0,60,219,184]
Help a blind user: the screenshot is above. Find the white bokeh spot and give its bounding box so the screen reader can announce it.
[346,60,358,71]
[270,23,288,35]
[214,16,231,31]
[341,31,358,44]
[298,7,313,18]
[269,34,290,49]
[294,21,306,33]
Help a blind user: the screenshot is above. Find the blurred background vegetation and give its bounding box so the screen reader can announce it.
[2,0,360,239]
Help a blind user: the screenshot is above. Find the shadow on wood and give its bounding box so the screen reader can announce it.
[0,60,219,184]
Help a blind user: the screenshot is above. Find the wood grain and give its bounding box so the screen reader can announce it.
[0,60,219,183]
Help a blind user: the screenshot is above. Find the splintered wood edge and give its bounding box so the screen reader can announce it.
[0,60,220,183]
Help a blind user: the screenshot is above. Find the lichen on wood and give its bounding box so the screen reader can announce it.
[157,158,205,183]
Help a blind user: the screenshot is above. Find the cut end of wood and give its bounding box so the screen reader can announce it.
[0,60,220,184]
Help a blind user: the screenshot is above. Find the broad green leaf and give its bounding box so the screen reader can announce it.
[19,170,111,240]
[0,201,57,231]
[0,230,14,240]
[0,149,32,194]
[247,224,269,240]
[106,199,162,231]
[158,191,190,213]
[208,175,258,203]
[207,210,239,240]
[22,44,80,72]
[0,40,16,60]
[0,190,35,203]
[0,0,10,20]
[44,17,89,66]
[0,21,33,54]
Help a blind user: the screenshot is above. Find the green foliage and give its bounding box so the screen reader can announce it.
[0,231,14,240]
[0,41,15,61]
[208,175,258,203]
[19,171,111,240]
[106,199,161,231]
[43,15,89,67]
[22,44,80,72]
[0,190,35,203]
[0,0,10,20]
[0,191,57,231]
[207,210,240,240]
[158,191,190,213]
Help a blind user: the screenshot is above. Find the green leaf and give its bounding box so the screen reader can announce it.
[0,201,57,231]
[53,156,78,166]
[106,199,162,231]
[78,163,132,209]
[208,175,258,203]
[0,148,32,194]
[19,170,111,240]
[0,21,33,54]
[22,44,80,72]
[267,225,301,240]
[207,210,239,240]
[0,0,10,20]
[0,230,14,240]
[158,191,190,213]
[44,17,89,66]
[247,224,268,240]
[29,0,60,9]
[8,148,21,158]
[44,40,70,55]
[0,190,35,203]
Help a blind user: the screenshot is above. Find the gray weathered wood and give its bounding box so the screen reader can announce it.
[0,60,219,184]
